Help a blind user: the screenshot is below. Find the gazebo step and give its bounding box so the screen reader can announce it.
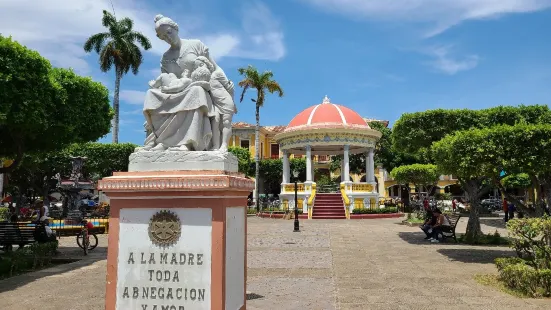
[315,202,342,205]
[312,215,347,219]
[313,207,345,211]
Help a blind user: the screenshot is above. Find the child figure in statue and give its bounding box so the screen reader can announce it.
[148,69,194,93]
[194,56,237,151]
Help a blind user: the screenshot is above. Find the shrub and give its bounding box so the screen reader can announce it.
[499,264,551,297]
[0,207,8,221]
[495,257,525,272]
[29,241,58,268]
[493,216,551,297]
[352,207,398,214]
[506,217,551,269]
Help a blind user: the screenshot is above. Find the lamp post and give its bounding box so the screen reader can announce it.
[293,170,300,232]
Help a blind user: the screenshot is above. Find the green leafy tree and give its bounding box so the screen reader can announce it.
[502,173,532,189]
[432,131,497,241]
[237,65,284,211]
[390,164,440,199]
[84,10,152,143]
[392,105,551,159]
[435,124,551,218]
[0,36,112,173]
[394,105,551,241]
[228,146,253,177]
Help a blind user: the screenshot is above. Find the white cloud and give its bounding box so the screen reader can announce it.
[299,0,551,36]
[203,34,241,60]
[119,90,146,105]
[230,1,286,60]
[425,45,479,75]
[0,0,285,77]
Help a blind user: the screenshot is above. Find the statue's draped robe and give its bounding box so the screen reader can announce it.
[143,40,217,151]
[143,82,213,151]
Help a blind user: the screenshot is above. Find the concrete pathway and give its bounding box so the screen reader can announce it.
[0,216,550,309]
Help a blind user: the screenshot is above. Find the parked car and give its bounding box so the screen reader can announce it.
[481,198,501,212]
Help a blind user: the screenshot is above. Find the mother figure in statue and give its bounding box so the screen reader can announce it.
[139,14,236,152]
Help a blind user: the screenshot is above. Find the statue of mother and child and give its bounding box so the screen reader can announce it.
[137,14,237,153]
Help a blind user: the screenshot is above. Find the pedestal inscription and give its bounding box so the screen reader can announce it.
[117,208,212,310]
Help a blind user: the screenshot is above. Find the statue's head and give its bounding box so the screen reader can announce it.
[154,14,180,47]
[194,56,214,72]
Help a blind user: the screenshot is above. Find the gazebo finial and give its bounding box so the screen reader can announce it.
[322,95,330,104]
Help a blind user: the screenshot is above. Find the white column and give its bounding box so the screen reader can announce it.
[311,155,315,182]
[282,149,290,184]
[367,148,375,182]
[306,145,312,182]
[340,160,344,182]
[343,145,350,182]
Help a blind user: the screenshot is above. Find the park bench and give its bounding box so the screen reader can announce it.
[0,222,56,251]
[440,214,461,242]
[0,222,38,251]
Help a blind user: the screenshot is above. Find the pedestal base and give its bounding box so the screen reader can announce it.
[129,151,239,172]
[99,170,253,310]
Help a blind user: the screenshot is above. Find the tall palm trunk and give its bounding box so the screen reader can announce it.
[112,70,122,143]
[255,102,261,212]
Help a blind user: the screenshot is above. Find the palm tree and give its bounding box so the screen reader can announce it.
[84,10,152,143]
[238,65,284,212]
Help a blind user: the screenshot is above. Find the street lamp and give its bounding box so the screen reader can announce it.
[293,169,300,232]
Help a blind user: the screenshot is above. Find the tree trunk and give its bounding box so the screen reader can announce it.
[112,70,122,144]
[463,179,483,242]
[255,103,261,213]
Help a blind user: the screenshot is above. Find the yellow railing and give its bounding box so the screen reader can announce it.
[340,183,350,205]
[307,183,317,206]
[284,183,305,192]
[352,183,374,192]
[354,198,364,209]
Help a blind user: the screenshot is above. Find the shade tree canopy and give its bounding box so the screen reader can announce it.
[0,36,112,173]
[392,105,551,158]
[432,124,551,217]
[390,164,440,193]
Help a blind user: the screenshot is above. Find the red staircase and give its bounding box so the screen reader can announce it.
[312,193,346,219]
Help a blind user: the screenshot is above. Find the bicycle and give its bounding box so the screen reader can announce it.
[76,219,98,255]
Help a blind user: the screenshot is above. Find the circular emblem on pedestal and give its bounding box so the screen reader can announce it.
[148,210,181,247]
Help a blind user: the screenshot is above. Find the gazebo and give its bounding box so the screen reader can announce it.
[274,96,382,219]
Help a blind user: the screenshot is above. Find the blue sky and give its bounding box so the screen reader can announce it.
[2,0,551,145]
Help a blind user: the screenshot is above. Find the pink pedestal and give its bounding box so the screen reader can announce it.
[99,170,253,310]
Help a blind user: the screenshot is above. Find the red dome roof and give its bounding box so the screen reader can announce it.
[285,96,369,131]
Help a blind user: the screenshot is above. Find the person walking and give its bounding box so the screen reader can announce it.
[503,198,509,222]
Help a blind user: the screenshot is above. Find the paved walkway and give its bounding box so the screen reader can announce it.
[0,216,550,309]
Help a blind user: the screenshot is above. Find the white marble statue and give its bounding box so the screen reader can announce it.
[137,14,236,152]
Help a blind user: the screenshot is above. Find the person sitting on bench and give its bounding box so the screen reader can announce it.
[420,211,437,240]
[34,216,57,243]
[428,209,451,243]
